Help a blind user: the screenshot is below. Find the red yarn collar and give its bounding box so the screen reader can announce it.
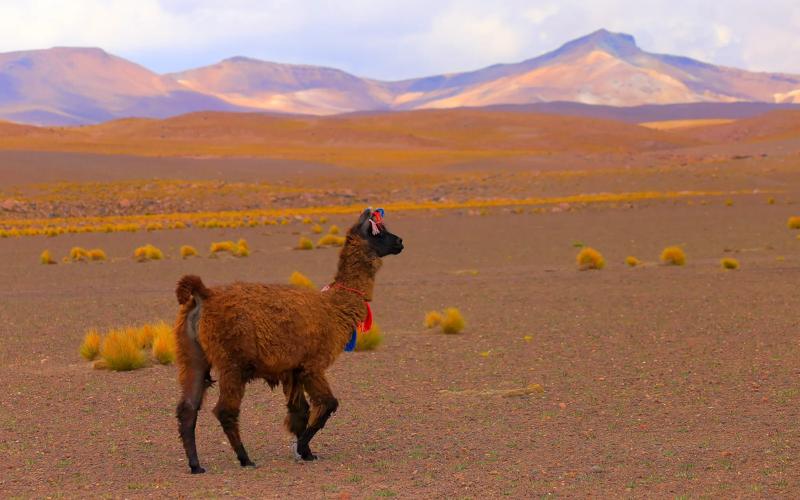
[321,282,373,332]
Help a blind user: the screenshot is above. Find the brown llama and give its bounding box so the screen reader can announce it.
[173,208,403,473]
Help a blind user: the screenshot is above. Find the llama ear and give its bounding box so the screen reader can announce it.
[351,208,373,237]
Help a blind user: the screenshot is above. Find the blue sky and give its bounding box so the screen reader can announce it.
[1,0,798,79]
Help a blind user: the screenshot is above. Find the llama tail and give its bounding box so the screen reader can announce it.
[176,275,210,305]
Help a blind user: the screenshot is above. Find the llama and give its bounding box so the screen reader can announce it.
[173,208,403,473]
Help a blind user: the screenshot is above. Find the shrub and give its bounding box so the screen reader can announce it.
[100,329,147,371]
[440,307,466,334]
[721,258,739,270]
[80,330,101,360]
[625,256,640,267]
[236,239,249,257]
[152,322,176,365]
[88,248,107,261]
[302,217,312,224]
[355,323,384,351]
[134,244,164,261]
[317,234,346,247]
[210,241,237,254]
[660,246,686,266]
[40,250,56,265]
[725,199,734,207]
[788,216,800,230]
[767,197,776,205]
[576,247,605,270]
[178,245,197,259]
[70,246,89,262]
[134,324,155,349]
[328,225,340,235]
[319,216,328,224]
[289,271,315,289]
[424,311,442,329]
[297,237,314,250]
[311,224,323,234]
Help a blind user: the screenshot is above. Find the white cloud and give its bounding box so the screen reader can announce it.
[0,0,797,77]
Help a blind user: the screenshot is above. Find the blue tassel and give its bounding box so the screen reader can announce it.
[344,329,357,352]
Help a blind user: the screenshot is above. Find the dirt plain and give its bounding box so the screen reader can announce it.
[1,110,800,498]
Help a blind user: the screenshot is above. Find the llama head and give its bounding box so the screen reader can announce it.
[349,208,403,257]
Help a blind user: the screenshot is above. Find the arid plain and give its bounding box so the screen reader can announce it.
[1,108,800,497]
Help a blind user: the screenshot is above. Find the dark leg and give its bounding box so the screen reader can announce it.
[176,360,210,474]
[283,370,310,438]
[213,372,255,468]
[296,372,338,461]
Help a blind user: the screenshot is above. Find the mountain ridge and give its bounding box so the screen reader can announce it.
[2,29,799,125]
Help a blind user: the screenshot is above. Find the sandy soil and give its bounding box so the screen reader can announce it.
[1,194,800,497]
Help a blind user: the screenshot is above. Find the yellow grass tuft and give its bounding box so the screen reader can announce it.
[40,249,56,265]
[70,246,89,262]
[316,234,346,247]
[180,245,198,258]
[319,216,328,224]
[302,217,312,224]
[152,322,176,365]
[721,257,740,270]
[236,238,249,256]
[725,199,734,207]
[424,311,442,329]
[134,324,156,349]
[79,330,101,360]
[767,197,776,205]
[660,246,686,266]
[440,307,466,334]
[625,256,641,267]
[355,323,384,351]
[100,329,147,371]
[88,248,107,261]
[289,271,315,289]
[297,236,314,250]
[134,244,164,261]
[210,240,237,254]
[328,224,340,235]
[311,224,323,234]
[788,216,800,230]
[576,247,605,270]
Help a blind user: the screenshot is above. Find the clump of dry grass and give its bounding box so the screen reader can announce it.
[316,234,346,247]
[79,330,101,360]
[725,199,734,207]
[721,257,739,270]
[319,216,329,224]
[788,216,800,230]
[328,225,340,235]
[424,311,442,329]
[134,244,164,261]
[576,247,605,270]
[180,245,198,259]
[88,248,107,261]
[236,238,249,257]
[289,271,315,289]
[625,256,641,267]
[441,307,466,334]
[660,246,686,266]
[152,322,176,365]
[355,323,383,351]
[311,224,323,234]
[70,246,89,262]
[297,236,314,250]
[100,329,147,371]
[210,240,237,254]
[40,249,56,265]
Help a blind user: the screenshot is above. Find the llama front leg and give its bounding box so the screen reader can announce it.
[296,372,338,461]
[283,370,310,438]
[176,362,210,474]
[214,372,256,468]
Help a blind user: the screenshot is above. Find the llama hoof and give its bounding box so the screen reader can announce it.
[240,459,256,468]
[301,452,318,462]
[190,466,206,474]
[291,441,317,462]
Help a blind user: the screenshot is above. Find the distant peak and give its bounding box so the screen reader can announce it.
[223,56,258,64]
[555,29,639,57]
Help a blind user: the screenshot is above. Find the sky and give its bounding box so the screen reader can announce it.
[0,0,798,79]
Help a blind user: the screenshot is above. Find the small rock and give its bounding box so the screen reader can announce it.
[590,465,604,474]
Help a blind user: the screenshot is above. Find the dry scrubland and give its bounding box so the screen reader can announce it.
[1,109,800,497]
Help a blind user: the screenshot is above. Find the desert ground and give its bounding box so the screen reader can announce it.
[1,109,800,498]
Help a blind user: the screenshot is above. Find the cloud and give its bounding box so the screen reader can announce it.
[0,0,797,78]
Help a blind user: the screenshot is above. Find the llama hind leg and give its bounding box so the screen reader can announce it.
[296,372,338,461]
[176,361,210,474]
[214,372,256,468]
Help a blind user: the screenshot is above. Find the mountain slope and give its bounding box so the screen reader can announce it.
[0,47,246,125]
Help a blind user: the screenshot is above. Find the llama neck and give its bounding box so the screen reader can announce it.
[333,235,382,301]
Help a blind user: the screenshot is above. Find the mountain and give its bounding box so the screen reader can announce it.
[1,30,799,125]
[0,47,246,125]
